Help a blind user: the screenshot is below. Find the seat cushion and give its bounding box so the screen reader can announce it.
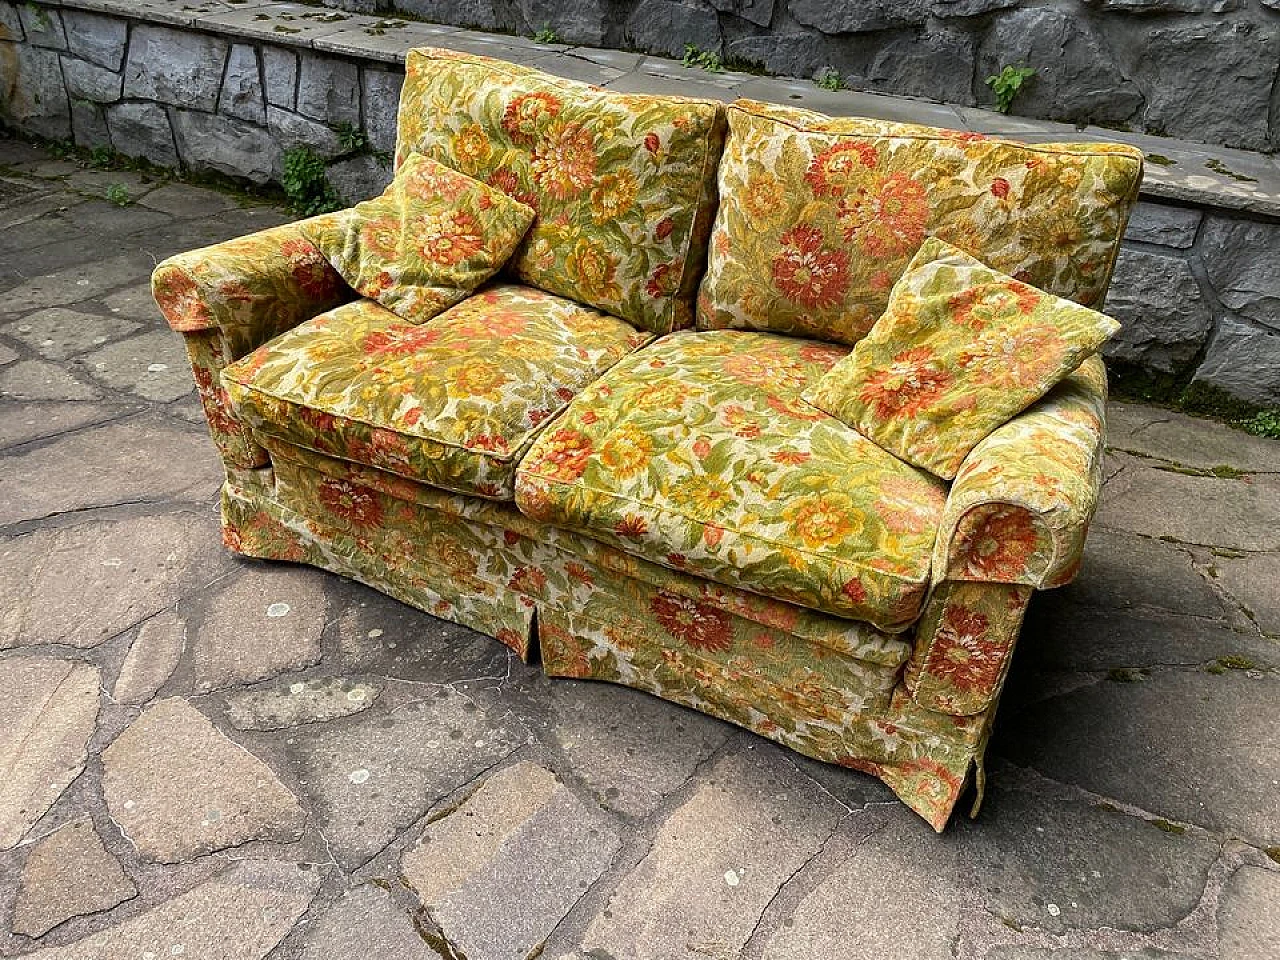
[514,330,949,631]
[222,283,653,500]
[395,48,727,335]
[697,99,1143,345]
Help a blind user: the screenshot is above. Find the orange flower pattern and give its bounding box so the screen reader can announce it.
[516,330,949,631]
[222,285,651,499]
[301,153,534,324]
[698,99,1143,344]
[396,48,726,334]
[804,238,1120,479]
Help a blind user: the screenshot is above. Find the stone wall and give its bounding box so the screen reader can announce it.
[377,0,1280,154]
[0,0,1277,407]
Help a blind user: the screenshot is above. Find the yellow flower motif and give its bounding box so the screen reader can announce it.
[669,475,736,515]
[529,120,597,199]
[451,123,492,172]
[590,169,638,224]
[741,170,786,227]
[600,425,655,479]
[565,238,622,304]
[447,359,509,401]
[783,492,862,550]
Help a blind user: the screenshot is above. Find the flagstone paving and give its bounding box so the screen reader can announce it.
[1,134,1278,959]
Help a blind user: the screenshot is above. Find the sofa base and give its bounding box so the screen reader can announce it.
[220,453,1000,831]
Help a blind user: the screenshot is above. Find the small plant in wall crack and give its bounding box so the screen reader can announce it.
[105,183,132,207]
[334,121,369,155]
[814,67,846,92]
[985,64,1036,114]
[533,25,559,44]
[281,146,342,216]
[682,43,723,73]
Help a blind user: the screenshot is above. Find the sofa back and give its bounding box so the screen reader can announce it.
[697,99,1144,345]
[397,49,727,335]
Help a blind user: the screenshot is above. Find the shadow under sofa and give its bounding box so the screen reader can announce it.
[152,47,1143,831]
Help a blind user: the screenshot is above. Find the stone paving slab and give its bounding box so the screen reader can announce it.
[1,136,1278,959]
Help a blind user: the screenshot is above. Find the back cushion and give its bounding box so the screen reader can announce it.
[697,99,1144,345]
[397,48,727,335]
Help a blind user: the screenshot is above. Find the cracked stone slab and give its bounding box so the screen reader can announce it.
[112,611,186,705]
[224,676,381,731]
[0,512,233,649]
[0,657,101,850]
[194,565,330,691]
[76,329,194,402]
[0,342,16,365]
[1218,865,1280,960]
[579,746,845,960]
[0,415,224,525]
[99,281,164,324]
[1210,553,1280,637]
[287,688,525,870]
[0,399,128,449]
[0,359,102,401]
[0,253,156,316]
[2,307,141,360]
[102,697,307,862]
[1107,402,1280,474]
[996,668,1280,847]
[12,816,137,938]
[20,858,320,959]
[138,182,242,218]
[761,804,959,960]
[403,761,620,959]
[541,678,731,818]
[288,883,436,959]
[954,780,1220,934]
[1096,466,1280,552]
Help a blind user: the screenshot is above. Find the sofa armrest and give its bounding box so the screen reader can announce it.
[932,354,1109,590]
[151,218,351,360]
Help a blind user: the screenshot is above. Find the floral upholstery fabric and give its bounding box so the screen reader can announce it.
[302,153,534,324]
[904,581,1033,716]
[697,99,1143,344]
[804,237,1120,479]
[222,284,652,499]
[396,48,727,334]
[515,329,950,631]
[935,354,1109,588]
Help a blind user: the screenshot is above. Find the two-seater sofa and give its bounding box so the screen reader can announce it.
[152,47,1143,830]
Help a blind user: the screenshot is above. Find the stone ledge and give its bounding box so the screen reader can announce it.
[31,0,1280,219]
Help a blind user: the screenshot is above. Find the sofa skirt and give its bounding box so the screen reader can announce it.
[220,441,999,830]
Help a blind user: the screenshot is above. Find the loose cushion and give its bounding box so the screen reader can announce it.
[514,330,949,631]
[302,153,534,323]
[697,99,1143,345]
[222,284,653,499]
[803,237,1120,479]
[395,48,727,334]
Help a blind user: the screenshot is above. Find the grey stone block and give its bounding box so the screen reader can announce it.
[1103,247,1212,375]
[297,51,360,126]
[1219,867,1280,960]
[1201,217,1280,329]
[361,68,403,155]
[107,101,179,167]
[791,0,929,32]
[725,33,826,79]
[708,0,775,27]
[1124,201,1202,249]
[220,43,266,124]
[867,28,976,106]
[0,43,71,141]
[518,0,609,44]
[1083,0,1236,9]
[123,25,228,112]
[931,0,1020,15]
[70,100,111,147]
[326,153,392,205]
[263,44,298,109]
[1135,20,1280,152]
[267,105,345,157]
[63,9,127,70]
[624,0,722,58]
[977,8,1144,127]
[395,0,504,33]
[171,108,281,184]
[18,3,64,49]
[62,55,123,102]
[0,3,23,42]
[1193,316,1280,407]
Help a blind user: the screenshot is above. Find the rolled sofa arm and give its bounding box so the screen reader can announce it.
[152,219,352,471]
[931,354,1109,590]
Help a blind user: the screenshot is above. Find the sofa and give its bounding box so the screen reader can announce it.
[152,47,1143,831]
